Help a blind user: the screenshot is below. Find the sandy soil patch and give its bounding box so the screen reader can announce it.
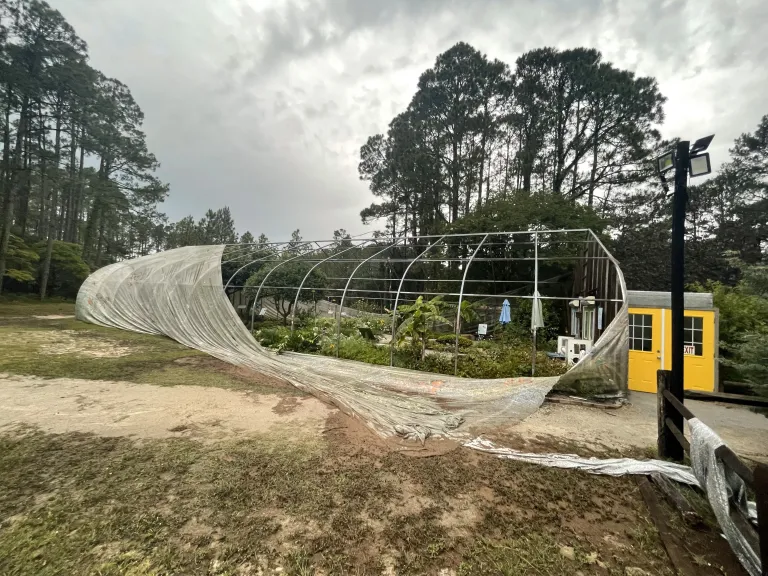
[0,373,335,440]
[7,329,134,358]
[507,391,768,461]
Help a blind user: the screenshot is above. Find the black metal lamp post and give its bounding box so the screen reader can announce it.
[656,135,714,461]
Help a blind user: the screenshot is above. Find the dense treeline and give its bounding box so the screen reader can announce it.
[355,42,767,388]
[358,42,767,293]
[358,43,665,237]
[0,0,167,296]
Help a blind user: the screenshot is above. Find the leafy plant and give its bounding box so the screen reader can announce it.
[696,261,768,392]
[3,235,39,286]
[393,296,452,361]
[433,334,473,350]
[34,241,89,297]
[245,261,327,325]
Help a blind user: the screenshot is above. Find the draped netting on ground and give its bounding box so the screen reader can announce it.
[75,243,762,575]
[76,242,627,440]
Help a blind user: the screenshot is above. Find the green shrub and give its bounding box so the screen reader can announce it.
[255,321,567,380]
[34,241,89,298]
[433,334,473,349]
[350,300,379,314]
[359,315,388,337]
[320,336,390,365]
[255,327,289,348]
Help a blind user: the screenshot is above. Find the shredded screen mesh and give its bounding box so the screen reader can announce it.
[76,244,628,441]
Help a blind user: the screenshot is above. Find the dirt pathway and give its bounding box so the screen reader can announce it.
[0,373,335,440]
[511,391,768,461]
[2,370,765,462]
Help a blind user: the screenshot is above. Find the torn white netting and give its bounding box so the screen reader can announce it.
[76,245,759,575]
[468,418,762,576]
[76,244,627,441]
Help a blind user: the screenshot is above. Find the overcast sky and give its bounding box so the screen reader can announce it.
[52,0,767,240]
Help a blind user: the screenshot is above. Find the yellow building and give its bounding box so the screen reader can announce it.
[627,291,718,393]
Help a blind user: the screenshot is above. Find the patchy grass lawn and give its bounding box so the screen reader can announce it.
[0,302,288,394]
[1,426,677,576]
[0,295,76,317]
[0,300,748,575]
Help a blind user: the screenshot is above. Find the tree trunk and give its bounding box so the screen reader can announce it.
[502,132,511,193]
[82,156,105,260]
[38,115,49,237]
[1,91,10,194]
[16,129,30,238]
[61,123,77,241]
[0,97,29,295]
[587,108,601,207]
[40,110,63,300]
[588,132,599,207]
[571,100,581,197]
[477,102,489,207]
[95,216,105,267]
[70,128,85,243]
[451,139,459,223]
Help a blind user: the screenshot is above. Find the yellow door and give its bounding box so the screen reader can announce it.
[628,308,662,392]
[662,309,716,392]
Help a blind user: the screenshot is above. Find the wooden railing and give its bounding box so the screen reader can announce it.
[657,369,768,575]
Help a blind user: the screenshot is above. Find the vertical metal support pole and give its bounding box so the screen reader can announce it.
[389,236,446,366]
[531,231,538,376]
[336,240,400,357]
[671,140,689,454]
[754,463,768,576]
[602,255,609,334]
[454,234,489,375]
[251,241,330,332]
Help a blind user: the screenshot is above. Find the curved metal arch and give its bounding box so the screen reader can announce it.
[223,246,292,292]
[454,234,489,375]
[389,235,446,366]
[249,241,333,331]
[289,240,372,334]
[335,239,403,357]
[586,230,627,301]
[221,242,289,267]
[223,241,305,291]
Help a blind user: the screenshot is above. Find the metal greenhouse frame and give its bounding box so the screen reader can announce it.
[222,229,627,375]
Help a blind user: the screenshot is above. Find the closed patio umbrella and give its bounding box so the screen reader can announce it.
[499,299,511,324]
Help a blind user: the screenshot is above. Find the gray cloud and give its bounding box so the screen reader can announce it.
[51,0,768,240]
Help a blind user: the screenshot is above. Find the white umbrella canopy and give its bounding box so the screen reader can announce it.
[531,290,544,331]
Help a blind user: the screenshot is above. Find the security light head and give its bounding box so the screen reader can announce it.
[657,150,675,174]
[690,134,715,155]
[689,153,712,177]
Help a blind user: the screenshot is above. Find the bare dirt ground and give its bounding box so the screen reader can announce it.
[0,306,760,576]
[508,393,768,462]
[3,370,765,462]
[0,373,334,440]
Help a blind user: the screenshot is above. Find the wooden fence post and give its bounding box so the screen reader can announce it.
[657,369,683,461]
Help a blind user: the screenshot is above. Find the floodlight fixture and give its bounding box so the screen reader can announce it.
[690,134,715,155]
[689,153,712,177]
[657,150,675,174]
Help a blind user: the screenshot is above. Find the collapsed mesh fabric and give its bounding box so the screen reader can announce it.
[76,246,758,576]
[76,245,627,440]
[468,419,762,576]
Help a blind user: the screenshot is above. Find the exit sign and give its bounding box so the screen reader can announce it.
[683,345,695,355]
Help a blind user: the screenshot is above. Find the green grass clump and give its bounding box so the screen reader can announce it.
[0,295,75,317]
[0,316,284,393]
[0,428,680,576]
